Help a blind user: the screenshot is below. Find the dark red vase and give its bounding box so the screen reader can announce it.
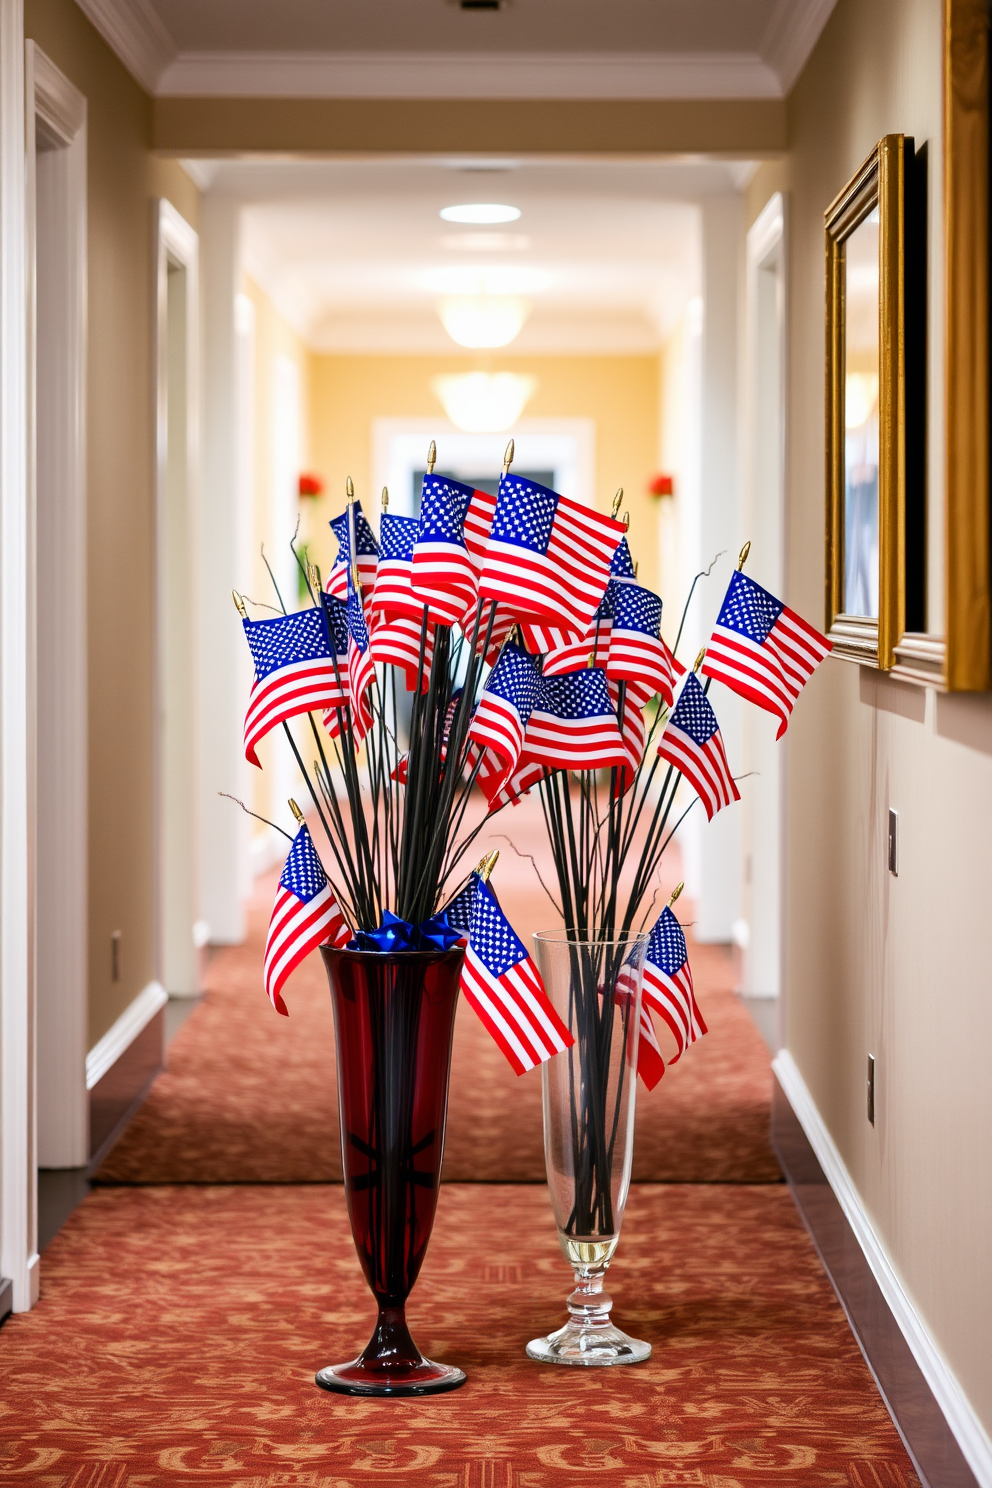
[316,943,467,1396]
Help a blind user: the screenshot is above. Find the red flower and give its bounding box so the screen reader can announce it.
[298,472,324,498]
[648,473,674,497]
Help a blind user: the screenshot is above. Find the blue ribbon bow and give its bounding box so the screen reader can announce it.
[347,909,465,955]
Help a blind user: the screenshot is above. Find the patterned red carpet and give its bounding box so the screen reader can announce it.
[0,1182,920,1486]
[97,799,778,1185]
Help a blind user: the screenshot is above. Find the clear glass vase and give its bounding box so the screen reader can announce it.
[315,943,467,1396]
[527,931,651,1366]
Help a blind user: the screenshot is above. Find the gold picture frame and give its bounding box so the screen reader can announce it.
[944,0,990,691]
[824,136,909,669]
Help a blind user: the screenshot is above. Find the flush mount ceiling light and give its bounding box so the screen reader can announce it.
[438,296,530,348]
[439,232,531,253]
[439,203,521,224]
[421,265,550,295]
[433,372,536,433]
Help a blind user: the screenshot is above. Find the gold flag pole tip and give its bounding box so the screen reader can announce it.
[288,799,304,825]
[381,486,389,510]
[694,648,706,672]
[346,476,354,501]
[611,488,624,518]
[502,439,514,473]
[427,440,437,475]
[668,881,684,907]
[232,590,247,618]
[737,540,751,571]
[476,849,499,882]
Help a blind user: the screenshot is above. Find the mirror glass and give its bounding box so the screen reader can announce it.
[843,207,880,618]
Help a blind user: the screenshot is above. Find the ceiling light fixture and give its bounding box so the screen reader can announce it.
[440,203,521,225]
[421,265,550,295]
[433,372,536,433]
[439,232,531,253]
[438,296,530,348]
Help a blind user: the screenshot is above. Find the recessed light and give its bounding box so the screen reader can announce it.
[440,203,521,225]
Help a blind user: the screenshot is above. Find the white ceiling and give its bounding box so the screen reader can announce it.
[76,0,838,98]
[201,156,746,356]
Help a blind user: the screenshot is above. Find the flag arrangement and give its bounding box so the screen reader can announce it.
[235,445,829,1093]
[264,823,350,1015]
[702,569,832,738]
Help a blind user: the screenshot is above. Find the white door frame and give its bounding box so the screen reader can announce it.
[0,0,35,1310]
[28,42,88,1171]
[741,191,787,1021]
[154,201,201,995]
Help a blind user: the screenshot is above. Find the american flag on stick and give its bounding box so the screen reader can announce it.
[460,876,573,1075]
[701,569,831,739]
[326,501,378,602]
[520,667,628,774]
[412,473,479,625]
[642,905,706,1062]
[479,474,625,637]
[614,952,666,1090]
[370,512,423,621]
[656,671,740,821]
[467,644,542,801]
[606,582,678,707]
[319,592,350,738]
[264,821,350,1015]
[345,584,375,743]
[242,605,345,767]
[370,613,433,693]
[534,536,637,669]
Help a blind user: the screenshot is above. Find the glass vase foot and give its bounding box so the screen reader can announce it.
[315,1359,467,1396]
[526,1319,651,1366]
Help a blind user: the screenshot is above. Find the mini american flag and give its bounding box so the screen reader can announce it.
[608,677,652,785]
[656,672,740,821]
[346,584,375,741]
[535,612,612,674]
[520,667,628,774]
[610,536,637,581]
[412,474,478,625]
[370,613,434,693]
[458,487,510,663]
[701,570,832,739]
[264,824,350,1015]
[488,757,548,811]
[642,905,706,1061]
[370,512,422,620]
[614,951,665,1090]
[326,502,379,602]
[242,607,345,767]
[319,592,350,738]
[606,582,677,707]
[460,877,573,1075]
[467,644,542,801]
[479,474,625,636]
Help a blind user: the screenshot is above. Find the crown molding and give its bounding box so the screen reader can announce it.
[74,0,176,94]
[156,49,782,101]
[761,0,839,93]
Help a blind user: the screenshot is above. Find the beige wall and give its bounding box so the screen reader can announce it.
[241,277,313,837]
[748,0,992,1433]
[307,352,661,590]
[24,0,200,1046]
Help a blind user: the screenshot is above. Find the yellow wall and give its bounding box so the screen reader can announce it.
[748,0,992,1434]
[307,353,662,592]
[24,0,200,1047]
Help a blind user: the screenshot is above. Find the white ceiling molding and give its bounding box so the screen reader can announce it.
[156,49,782,101]
[74,0,177,94]
[761,0,839,94]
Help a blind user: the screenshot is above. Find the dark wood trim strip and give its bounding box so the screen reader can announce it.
[0,1278,11,1326]
[88,1010,164,1171]
[772,1075,980,1488]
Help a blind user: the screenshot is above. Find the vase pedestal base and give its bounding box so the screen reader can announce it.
[526,1318,651,1367]
[316,1359,466,1396]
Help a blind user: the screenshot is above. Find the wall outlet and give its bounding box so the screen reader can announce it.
[867,1053,876,1125]
[110,929,122,983]
[887,809,898,876]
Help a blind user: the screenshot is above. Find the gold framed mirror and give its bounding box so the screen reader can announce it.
[825,135,920,669]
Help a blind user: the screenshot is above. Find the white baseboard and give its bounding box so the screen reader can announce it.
[85,981,167,1091]
[774,1050,992,1487]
